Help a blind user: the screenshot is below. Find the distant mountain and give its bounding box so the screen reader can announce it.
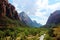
[33,20,41,27]
[46,10,60,25]
[19,12,41,27]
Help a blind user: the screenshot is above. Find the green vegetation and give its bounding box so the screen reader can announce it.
[0,17,60,40]
[0,27,50,40]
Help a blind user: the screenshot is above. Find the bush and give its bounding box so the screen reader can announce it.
[44,34,53,40]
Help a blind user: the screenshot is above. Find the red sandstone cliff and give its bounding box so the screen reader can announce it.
[0,0,19,20]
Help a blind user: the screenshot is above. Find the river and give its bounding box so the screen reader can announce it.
[39,34,46,40]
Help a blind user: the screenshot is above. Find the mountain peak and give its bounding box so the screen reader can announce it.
[19,12,41,27]
[20,12,28,17]
[20,12,27,15]
[46,10,60,25]
[20,12,25,15]
[52,10,60,15]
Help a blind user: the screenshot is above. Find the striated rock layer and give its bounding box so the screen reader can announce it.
[0,0,19,20]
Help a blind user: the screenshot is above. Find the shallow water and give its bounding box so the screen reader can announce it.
[39,34,46,40]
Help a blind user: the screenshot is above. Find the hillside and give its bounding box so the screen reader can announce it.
[0,0,23,28]
[46,10,60,26]
[45,10,60,40]
[19,12,41,27]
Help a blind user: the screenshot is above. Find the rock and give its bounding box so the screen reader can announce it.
[46,10,60,25]
[5,0,8,3]
[19,12,41,27]
[0,0,19,20]
[0,0,20,28]
[0,1,6,17]
[14,11,19,20]
[6,3,12,18]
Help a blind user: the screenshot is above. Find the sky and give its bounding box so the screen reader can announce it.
[9,0,60,25]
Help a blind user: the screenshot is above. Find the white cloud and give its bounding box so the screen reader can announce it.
[36,0,48,9]
[33,0,60,25]
[33,11,48,25]
[12,0,37,14]
[48,3,60,12]
[11,0,60,25]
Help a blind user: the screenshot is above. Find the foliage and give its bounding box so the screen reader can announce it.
[44,34,53,40]
[1,16,60,40]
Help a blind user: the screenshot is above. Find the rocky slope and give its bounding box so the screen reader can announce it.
[33,20,41,27]
[19,12,41,27]
[0,0,19,20]
[0,0,41,28]
[0,0,19,28]
[46,10,60,25]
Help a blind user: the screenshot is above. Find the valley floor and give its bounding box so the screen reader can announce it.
[0,27,60,40]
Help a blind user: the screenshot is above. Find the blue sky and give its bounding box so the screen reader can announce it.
[9,0,60,25]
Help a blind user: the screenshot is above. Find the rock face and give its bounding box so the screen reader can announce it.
[19,12,34,27]
[0,0,6,16]
[0,0,19,20]
[33,20,41,27]
[46,10,60,25]
[19,12,41,27]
